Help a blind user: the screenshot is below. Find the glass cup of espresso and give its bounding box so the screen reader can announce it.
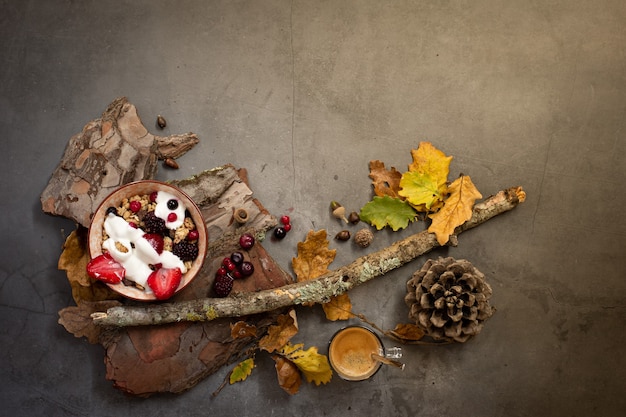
[328,326,403,381]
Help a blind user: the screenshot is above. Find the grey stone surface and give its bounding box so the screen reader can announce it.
[1,1,625,416]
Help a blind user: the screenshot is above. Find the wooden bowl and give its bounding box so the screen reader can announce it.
[88,180,207,301]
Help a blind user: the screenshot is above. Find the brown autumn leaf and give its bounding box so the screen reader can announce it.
[259,309,299,353]
[272,355,302,395]
[58,300,122,344]
[58,228,120,303]
[388,323,425,343]
[231,321,258,340]
[322,293,353,321]
[369,160,403,198]
[292,230,336,282]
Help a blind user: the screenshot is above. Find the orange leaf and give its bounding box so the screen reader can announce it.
[368,160,403,198]
[272,355,302,395]
[231,321,257,339]
[292,230,336,282]
[259,309,299,353]
[322,293,353,321]
[428,175,482,245]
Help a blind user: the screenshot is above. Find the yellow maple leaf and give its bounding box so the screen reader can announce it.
[279,343,332,386]
[428,175,482,245]
[322,293,354,321]
[259,309,299,353]
[398,142,452,211]
[292,230,336,282]
[368,160,403,198]
[229,358,255,384]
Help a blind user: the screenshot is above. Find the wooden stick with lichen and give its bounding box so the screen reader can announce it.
[91,186,526,327]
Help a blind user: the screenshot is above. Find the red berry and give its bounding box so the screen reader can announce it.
[149,191,158,202]
[128,221,138,229]
[283,223,292,232]
[143,233,164,254]
[187,229,199,241]
[222,257,236,271]
[280,215,291,225]
[216,267,227,276]
[239,233,255,250]
[167,212,178,222]
[232,270,243,279]
[129,200,141,213]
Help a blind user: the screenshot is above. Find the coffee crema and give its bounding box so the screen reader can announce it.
[328,326,383,381]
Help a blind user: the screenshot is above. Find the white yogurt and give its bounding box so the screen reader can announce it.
[154,191,186,229]
[102,213,187,288]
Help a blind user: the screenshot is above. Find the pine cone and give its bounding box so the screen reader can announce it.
[405,257,495,343]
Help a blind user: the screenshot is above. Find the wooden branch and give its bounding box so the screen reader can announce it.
[92,186,526,327]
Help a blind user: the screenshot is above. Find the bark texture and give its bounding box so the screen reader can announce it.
[93,187,526,328]
[40,97,199,228]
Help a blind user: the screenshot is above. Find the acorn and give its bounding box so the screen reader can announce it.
[233,208,249,224]
[157,115,167,129]
[348,211,360,224]
[354,228,374,248]
[330,201,348,223]
[335,230,351,241]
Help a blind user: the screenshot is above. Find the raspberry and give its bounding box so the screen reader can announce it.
[213,273,234,297]
[143,211,167,234]
[172,241,199,262]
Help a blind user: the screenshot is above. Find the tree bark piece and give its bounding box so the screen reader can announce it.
[40,97,199,228]
[93,186,526,327]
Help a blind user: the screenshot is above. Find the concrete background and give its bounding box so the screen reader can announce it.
[2,1,625,416]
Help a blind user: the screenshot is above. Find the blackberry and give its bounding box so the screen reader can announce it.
[213,273,234,297]
[143,211,167,234]
[106,206,118,216]
[172,240,199,262]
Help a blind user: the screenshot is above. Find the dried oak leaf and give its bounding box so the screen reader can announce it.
[399,142,452,212]
[231,321,258,340]
[58,300,122,344]
[58,228,120,304]
[278,343,332,386]
[292,230,336,282]
[368,160,403,198]
[259,309,299,353]
[272,355,302,395]
[388,323,425,343]
[230,358,255,384]
[428,175,482,245]
[322,293,353,321]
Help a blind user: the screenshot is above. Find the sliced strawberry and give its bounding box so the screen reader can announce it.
[147,267,182,300]
[143,233,164,254]
[86,253,125,284]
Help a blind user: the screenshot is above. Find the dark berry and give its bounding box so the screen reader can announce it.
[274,226,287,240]
[172,241,199,262]
[143,211,167,234]
[239,233,255,250]
[129,200,141,213]
[187,230,199,241]
[213,273,234,297]
[230,251,244,266]
[106,206,118,216]
[280,215,290,225]
[149,191,158,202]
[167,199,179,210]
[167,212,178,222]
[232,270,243,279]
[239,261,254,277]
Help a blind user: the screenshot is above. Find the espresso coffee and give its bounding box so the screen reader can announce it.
[328,326,383,381]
